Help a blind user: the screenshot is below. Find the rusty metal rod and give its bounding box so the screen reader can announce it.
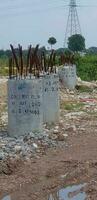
[10,44,19,72]
[9,57,12,79]
[18,44,23,77]
[26,45,32,77]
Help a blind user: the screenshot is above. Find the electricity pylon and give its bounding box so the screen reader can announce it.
[64,0,81,47]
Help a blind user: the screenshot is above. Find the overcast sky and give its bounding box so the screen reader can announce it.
[0,0,97,49]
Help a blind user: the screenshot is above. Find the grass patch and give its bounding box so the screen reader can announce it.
[63,102,84,111]
[0,67,8,76]
[75,85,93,93]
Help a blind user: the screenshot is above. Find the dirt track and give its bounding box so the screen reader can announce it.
[1,79,97,199]
[0,131,97,199]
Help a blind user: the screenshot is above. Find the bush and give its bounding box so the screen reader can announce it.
[76,54,97,81]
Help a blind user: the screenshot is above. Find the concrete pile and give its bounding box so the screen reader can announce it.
[8,45,60,137]
[59,65,77,90]
[59,53,77,90]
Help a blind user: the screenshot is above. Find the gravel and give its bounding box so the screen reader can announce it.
[0,129,65,161]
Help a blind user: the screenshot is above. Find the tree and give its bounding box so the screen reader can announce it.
[56,48,64,55]
[87,47,97,54]
[68,34,85,52]
[39,46,46,53]
[48,37,57,49]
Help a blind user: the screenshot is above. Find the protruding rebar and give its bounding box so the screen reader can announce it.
[9,44,58,79]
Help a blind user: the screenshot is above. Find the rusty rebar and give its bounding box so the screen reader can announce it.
[10,44,19,72]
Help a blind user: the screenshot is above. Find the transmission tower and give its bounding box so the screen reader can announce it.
[64,0,81,47]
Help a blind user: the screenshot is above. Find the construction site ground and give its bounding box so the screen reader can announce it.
[0,77,97,199]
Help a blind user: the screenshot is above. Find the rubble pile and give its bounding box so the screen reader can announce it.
[0,125,67,161]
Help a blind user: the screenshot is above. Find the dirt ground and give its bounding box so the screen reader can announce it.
[1,78,97,199]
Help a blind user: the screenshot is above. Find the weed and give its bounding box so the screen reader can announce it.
[62,102,84,111]
[75,85,93,93]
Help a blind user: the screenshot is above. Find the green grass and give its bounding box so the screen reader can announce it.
[0,57,9,76]
[75,85,93,93]
[63,102,84,111]
[0,67,8,76]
